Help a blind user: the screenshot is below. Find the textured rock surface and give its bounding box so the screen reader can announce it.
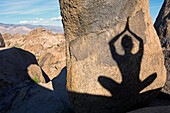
[0,33,5,47]
[162,50,170,94]
[154,0,170,95]
[154,0,170,48]
[2,28,66,80]
[60,0,167,112]
[0,48,40,86]
[128,105,170,113]
[0,48,73,113]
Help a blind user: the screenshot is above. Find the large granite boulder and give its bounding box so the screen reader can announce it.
[154,0,170,95]
[0,33,5,47]
[60,0,167,112]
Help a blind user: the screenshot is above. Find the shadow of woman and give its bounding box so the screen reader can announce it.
[98,17,158,112]
[105,17,157,98]
[68,18,161,113]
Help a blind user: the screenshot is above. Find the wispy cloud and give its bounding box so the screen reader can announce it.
[19,17,49,24]
[0,0,62,26]
[36,17,44,21]
[51,16,62,21]
[19,20,40,24]
[0,0,59,15]
[1,7,58,15]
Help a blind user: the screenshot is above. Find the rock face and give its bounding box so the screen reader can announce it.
[60,0,166,112]
[0,48,39,92]
[2,28,66,81]
[154,0,170,95]
[0,33,5,47]
[154,0,170,48]
[0,48,73,113]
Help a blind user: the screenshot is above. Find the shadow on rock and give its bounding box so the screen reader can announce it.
[0,47,73,113]
[68,18,163,113]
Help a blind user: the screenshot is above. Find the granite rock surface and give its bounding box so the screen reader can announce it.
[60,0,167,112]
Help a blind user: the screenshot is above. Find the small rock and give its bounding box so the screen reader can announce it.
[0,33,5,47]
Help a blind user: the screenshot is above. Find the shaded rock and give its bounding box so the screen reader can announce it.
[154,0,170,95]
[149,92,170,108]
[162,50,170,94]
[0,48,73,113]
[0,33,5,47]
[128,105,170,113]
[0,47,46,112]
[154,0,170,49]
[60,0,166,112]
[0,48,49,91]
[0,48,38,86]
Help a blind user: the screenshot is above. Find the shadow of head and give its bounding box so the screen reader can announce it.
[121,35,133,53]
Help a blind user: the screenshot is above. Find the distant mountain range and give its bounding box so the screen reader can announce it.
[0,23,64,35]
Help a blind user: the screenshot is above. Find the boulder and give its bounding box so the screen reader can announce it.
[27,64,46,83]
[162,50,170,94]
[2,33,12,39]
[29,27,47,35]
[154,0,170,95]
[0,48,73,113]
[60,0,166,112]
[0,47,39,86]
[0,33,5,47]
[154,0,170,48]
[0,48,50,89]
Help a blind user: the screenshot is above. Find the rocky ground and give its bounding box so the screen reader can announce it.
[1,27,66,81]
[0,28,74,113]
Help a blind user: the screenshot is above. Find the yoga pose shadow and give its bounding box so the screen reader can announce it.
[68,18,161,113]
[98,18,158,111]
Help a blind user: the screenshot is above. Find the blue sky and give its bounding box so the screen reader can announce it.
[0,0,164,27]
[150,0,164,22]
